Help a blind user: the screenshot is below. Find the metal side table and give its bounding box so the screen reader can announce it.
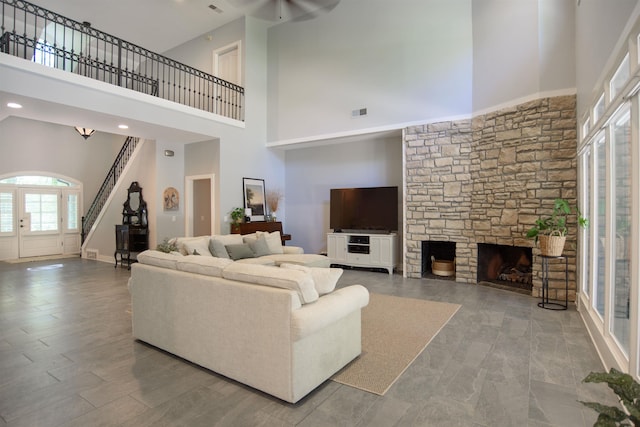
[538,255,568,310]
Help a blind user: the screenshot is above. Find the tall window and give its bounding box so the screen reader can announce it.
[0,191,14,234]
[594,136,607,317]
[580,149,591,297]
[611,110,631,354]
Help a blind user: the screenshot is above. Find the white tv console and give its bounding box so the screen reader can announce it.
[327,232,397,274]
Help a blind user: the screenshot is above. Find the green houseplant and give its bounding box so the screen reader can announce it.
[580,368,640,426]
[526,198,588,256]
[229,207,244,233]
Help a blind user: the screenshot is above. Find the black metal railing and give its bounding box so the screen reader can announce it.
[81,136,138,243]
[0,0,244,120]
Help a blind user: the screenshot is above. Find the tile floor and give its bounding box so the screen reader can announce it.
[0,258,617,426]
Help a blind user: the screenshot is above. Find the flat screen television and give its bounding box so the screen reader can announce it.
[330,186,398,233]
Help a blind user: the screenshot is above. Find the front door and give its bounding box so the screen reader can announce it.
[18,188,63,257]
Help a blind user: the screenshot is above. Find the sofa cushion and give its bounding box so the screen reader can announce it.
[137,250,179,269]
[172,236,207,255]
[225,243,256,260]
[212,234,243,246]
[176,255,233,277]
[235,257,277,266]
[181,236,213,257]
[262,254,331,268]
[208,239,230,258]
[256,231,284,254]
[280,263,342,295]
[248,236,271,257]
[222,263,319,304]
[241,233,258,244]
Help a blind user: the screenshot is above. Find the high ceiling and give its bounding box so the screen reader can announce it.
[29,0,338,53]
[30,0,248,53]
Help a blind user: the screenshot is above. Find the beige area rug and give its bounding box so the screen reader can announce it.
[331,293,461,395]
[4,254,80,264]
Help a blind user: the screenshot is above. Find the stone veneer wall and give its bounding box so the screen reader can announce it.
[405,95,578,301]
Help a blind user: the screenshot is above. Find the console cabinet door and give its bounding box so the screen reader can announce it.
[370,235,393,266]
[327,233,347,262]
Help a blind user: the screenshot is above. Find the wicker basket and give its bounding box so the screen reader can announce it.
[539,232,566,257]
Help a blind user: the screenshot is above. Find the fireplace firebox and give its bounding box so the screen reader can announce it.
[477,243,532,292]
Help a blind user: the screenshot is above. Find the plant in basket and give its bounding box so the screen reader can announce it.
[526,198,589,256]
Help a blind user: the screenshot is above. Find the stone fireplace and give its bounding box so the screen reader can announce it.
[404,95,578,302]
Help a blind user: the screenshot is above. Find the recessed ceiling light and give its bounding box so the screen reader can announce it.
[7,102,22,109]
[118,124,129,129]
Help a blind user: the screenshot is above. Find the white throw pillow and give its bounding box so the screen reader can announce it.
[222,263,318,304]
[176,255,233,277]
[280,263,342,295]
[173,236,208,255]
[256,231,284,254]
[211,234,243,246]
[137,250,179,269]
[183,237,213,256]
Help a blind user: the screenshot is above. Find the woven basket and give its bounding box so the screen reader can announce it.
[539,232,566,257]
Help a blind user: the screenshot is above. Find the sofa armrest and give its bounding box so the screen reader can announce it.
[283,246,304,254]
[291,285,369,340]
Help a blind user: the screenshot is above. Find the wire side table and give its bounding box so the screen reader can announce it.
[538,255,568,310]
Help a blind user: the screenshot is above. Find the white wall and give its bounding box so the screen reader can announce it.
[0,116,125,212]
[575,0,640,119]
[283,136,403,254]
[267,0,473,143]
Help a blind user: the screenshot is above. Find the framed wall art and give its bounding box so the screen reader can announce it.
[242,177,266,221]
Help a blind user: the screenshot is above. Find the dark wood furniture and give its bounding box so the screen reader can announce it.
[231,221,291,245]
[115,225,148,269]
[115,182,149,269]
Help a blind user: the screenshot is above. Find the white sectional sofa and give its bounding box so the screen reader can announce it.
[129,244,369,403]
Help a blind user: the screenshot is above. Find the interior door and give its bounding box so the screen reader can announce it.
[18,188,63,257]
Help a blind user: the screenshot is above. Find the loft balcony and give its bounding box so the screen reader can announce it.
[0,0,244,121]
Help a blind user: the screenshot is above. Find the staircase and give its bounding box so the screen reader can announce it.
[81,136,139,244]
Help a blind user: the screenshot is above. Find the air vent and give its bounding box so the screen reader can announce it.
[85,249,98,260]
[351,108,367,118]
[208,4,223,13]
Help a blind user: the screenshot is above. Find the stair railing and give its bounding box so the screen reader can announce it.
[0,0,244,120]
[81,136,139,243]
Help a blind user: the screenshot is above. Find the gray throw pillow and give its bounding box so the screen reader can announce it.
[209,239,230,259]
[249,236,271,257]
[225,243,256,260]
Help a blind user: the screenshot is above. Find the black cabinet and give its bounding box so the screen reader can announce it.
[115,182,149,269]
[115,225,148,269]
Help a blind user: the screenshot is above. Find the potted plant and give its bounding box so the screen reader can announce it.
[525,198,588,256]
[580,368,640,426]
[229,207,244,233]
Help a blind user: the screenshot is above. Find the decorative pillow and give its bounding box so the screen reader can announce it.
[222,263,318,304]
[256,231,284,254]
[280,263,342,295]
[249,236,271,257]
[209,239,230,258]
[183,237,212,257]
[212,234,243,246]
[176,255,233,277]
[136,250,179,269]
[225,243,256,260]
[172,236,207,255]
[242,233,258,244]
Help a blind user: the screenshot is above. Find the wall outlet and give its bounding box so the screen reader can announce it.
[351,107,367,118]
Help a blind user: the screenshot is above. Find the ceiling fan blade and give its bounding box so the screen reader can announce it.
[228,0,340,22]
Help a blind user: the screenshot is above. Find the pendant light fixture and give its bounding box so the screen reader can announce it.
[74,126,95,140]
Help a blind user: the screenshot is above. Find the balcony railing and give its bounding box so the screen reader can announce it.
[0,0,244,121]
